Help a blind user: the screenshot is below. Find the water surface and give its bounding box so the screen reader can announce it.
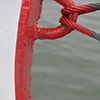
[32,0,100,100]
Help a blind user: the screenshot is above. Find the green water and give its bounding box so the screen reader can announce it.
[32,0,100,100]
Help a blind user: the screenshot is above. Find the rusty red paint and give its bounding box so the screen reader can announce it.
[15,0,78,100]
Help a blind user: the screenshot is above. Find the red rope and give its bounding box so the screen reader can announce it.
[60,17,93,36]
[61,3,100,15]
[60,3,100,41]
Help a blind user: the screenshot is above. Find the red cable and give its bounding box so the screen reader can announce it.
[60,17,94,36]
[61,3,100,15]
[60,3,100,41]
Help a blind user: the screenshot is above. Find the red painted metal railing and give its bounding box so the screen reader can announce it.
[15,0,100,100]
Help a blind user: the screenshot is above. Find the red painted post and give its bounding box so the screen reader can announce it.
[15,0,43,100]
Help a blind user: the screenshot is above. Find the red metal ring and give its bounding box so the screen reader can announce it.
[31,0,79,40]
[15,0,78,100]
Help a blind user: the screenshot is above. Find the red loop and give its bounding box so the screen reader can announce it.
[15,0,78,100]
[28,0,79,40]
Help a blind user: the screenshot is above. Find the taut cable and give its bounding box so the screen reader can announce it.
[60,3,100,41]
